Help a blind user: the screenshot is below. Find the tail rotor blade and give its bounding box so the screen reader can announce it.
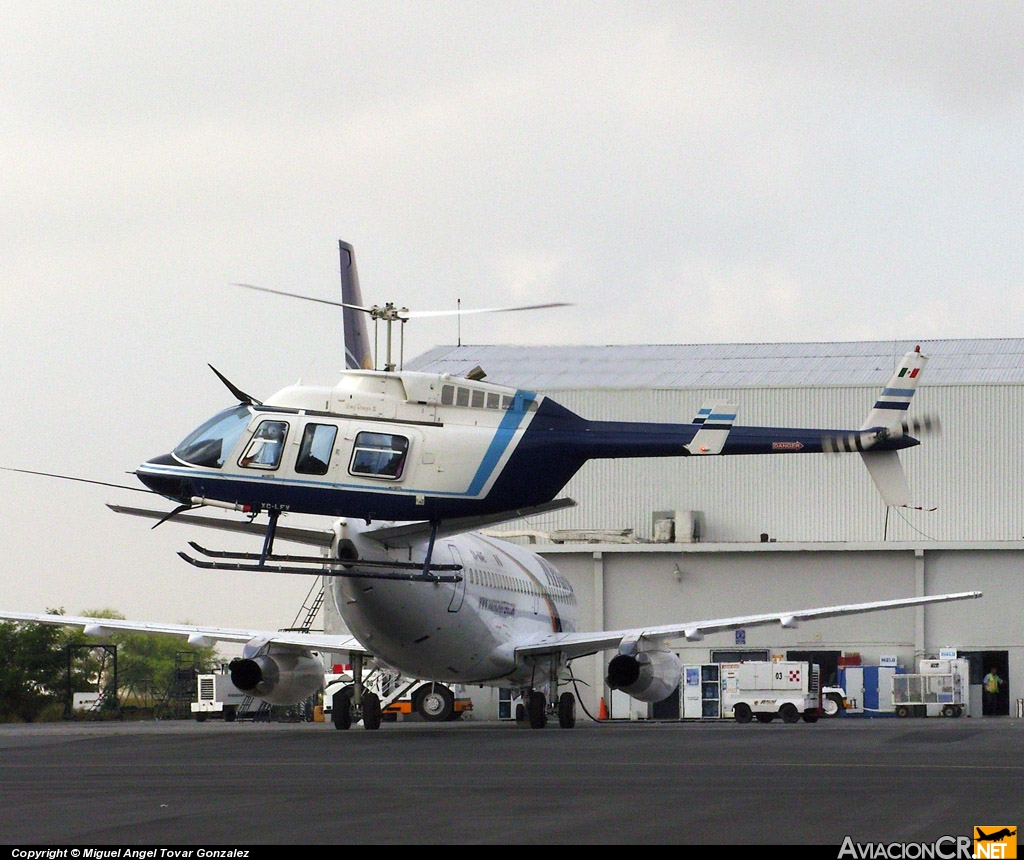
[824,413,940,453]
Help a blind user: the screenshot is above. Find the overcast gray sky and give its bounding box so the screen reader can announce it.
[2,2,1022,634]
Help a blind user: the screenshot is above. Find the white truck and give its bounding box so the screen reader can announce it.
[722,661,822,724]
[191,673,249,721]
[323,670,472,728]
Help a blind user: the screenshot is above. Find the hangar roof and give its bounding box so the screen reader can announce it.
[406,338,1024,390]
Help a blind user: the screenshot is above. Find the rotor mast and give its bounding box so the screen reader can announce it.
[367,302,409,372]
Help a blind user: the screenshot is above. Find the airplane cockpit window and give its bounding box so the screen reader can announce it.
[239,420,289,470]
[349,432,409,480]
[295,423,338,476]
[172,405,252,468]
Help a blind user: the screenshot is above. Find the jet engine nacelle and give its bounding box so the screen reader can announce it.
[229,646,325,706]
[606,647,683,703]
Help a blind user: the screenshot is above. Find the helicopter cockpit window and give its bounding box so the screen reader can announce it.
[295,423,337,476]
[172,405,252,468]
[349,432,409,480]
[239,420,289,470]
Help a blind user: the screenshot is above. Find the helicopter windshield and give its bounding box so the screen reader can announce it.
[172,405,252,468]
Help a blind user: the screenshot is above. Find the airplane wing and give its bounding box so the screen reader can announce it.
[0,610,368,656]
[514,590,982,661]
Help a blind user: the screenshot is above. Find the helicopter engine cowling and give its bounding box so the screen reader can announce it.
[606,647,683,703]
[229,648,325,706]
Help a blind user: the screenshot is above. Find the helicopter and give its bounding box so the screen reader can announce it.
[133,241,936,579]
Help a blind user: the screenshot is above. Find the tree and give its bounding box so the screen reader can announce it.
[0,609,219,722]
[0,610,91,722]
[81,609,217,706]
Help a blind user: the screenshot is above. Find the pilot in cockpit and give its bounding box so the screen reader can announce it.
[240,421,287,468]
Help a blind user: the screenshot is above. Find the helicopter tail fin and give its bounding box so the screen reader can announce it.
[340,240,373,370]
[859,346,927,433]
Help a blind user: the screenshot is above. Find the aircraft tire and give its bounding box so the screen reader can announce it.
[802,709,819,723]
[415,684,455,722]
[733,703,753,724]
[557,692,576,729]
[780,703,800,724]
[333,686,353,730]
[755,712,774,723]
[528,691,547,729]
[362,692,382,730]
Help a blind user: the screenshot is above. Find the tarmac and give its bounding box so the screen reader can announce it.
[0,716,1021,846]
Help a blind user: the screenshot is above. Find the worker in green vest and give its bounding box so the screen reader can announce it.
[983,667,1005,714]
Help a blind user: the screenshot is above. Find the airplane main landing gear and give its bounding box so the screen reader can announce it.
[522,657,577,730]
[522,690,578,729]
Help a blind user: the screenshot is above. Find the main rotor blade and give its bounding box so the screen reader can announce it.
[402,302,572,318]
[235,283,570,318]
[235,283,345,309]
[1,467,151,494]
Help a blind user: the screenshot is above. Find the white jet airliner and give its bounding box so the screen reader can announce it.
[0,506,981,729]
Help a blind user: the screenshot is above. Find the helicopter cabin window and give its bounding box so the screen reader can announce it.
[239,420,289,470]
[349,432,409,480]
[441,383,513,411]
[295,423,338,475]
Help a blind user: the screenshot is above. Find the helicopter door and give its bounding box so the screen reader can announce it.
[446,544,466,613]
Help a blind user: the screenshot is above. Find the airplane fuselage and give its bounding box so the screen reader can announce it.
[137,368,920,522]
[332,522,578,686]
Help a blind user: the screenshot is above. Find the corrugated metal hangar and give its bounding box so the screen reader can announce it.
[401,338,1023,720]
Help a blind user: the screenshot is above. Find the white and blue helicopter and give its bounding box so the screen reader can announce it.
[1,241,978,729]
[134,242,936,573]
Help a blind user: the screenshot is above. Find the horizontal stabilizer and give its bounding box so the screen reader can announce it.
[685,402,737,455]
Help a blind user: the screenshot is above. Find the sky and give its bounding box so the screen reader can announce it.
[1,2,1022,636]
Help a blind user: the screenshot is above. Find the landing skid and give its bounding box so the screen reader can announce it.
[179,541,462,582]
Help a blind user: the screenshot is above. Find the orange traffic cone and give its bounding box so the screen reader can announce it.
[598,697,608,720]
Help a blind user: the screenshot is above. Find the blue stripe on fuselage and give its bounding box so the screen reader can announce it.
[465,391,536,496]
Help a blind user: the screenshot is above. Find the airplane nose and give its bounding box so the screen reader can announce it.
[136,454,194,503]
